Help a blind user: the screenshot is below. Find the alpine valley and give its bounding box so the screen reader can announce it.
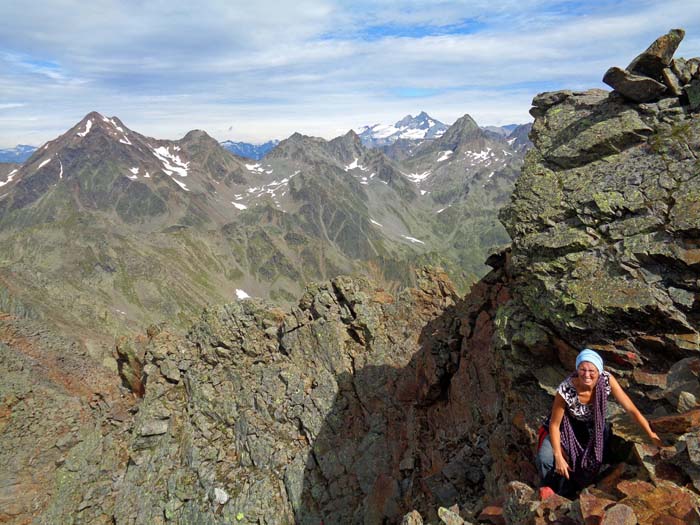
[0,110,528,354]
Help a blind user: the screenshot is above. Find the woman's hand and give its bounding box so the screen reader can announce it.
[554,454,570,480]
[609,374,664,448]
[648,431,663,447]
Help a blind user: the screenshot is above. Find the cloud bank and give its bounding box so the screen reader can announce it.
[1,0,700,146]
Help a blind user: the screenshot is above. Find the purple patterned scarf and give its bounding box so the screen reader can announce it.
[559,371,607,486]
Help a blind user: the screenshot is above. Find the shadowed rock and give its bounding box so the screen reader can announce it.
[627,29,685,81]
[602,67,667,102]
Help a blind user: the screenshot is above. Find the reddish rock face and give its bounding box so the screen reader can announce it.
[618,481,700,525]
[601,503,636,525]
[580,488,616,525]
[650,409,700,434]
[595,464,627,495]
[632,369,668,388]
[477,505,506,525]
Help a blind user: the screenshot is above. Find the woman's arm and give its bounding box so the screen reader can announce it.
[549,393,571,479]
[609,373,663,447]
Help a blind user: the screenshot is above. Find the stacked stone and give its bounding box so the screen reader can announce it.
[603,29,700,109]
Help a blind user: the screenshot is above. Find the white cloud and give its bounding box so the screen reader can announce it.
[1,0,699,147]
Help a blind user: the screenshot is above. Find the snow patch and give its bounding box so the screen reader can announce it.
[399,128,427,140]
[370,219,383,227]
[103,116,125,133]
[129,167,139,175]
[235,289,251,300]
[420,190,428,196]
[405,170,431,184]
[244,171,298,200]
[245,163,265,173]
[437,150,453,162]
[344,158,368,171]
[152,146,189,177]
[371,124,399,139]
[37,157,52,169]
[144,172,151,178]
[120,135,132,145]
[0,169,19,188]
[232,202,248,210]
[58,158,63,179]
[401,235,425,245]
[464,148,493,162]
[170,178,190,191]
[77,120,93,137]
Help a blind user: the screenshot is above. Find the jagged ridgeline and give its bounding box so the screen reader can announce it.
[0,108,525,347]
[2,28,699,525]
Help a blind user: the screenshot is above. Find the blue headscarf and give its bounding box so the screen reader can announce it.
[576,348,604,374]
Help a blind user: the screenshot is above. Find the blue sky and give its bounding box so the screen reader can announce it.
[1,0,700,147]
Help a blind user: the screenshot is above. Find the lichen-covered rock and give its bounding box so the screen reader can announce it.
[603,67,667,102]
[37,268,478,524]
[501,64,700,354]
[627,29,685,81]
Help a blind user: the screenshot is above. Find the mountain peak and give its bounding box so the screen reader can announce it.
[65,112,134,144]
[359,112,448,147]
[182,129,216,143]
[451,113,479,131]
[82,110,105,122]
[432,113,481,150]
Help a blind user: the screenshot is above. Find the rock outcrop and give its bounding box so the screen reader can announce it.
[603,29,700,106]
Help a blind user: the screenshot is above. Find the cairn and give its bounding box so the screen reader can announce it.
[603,29,700,109]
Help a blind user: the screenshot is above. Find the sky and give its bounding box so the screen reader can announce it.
[1,0,700,148]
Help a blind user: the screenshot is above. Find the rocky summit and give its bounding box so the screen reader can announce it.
[1,30,700,525]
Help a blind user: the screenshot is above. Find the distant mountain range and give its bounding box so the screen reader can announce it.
[0,144,37,163]
[2,112,529,164]
[0,110,529,352]
[220,139,279,160]
[0,140,281,163]
[356,111,448,147]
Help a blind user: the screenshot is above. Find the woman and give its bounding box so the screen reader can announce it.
[536,349,662,497]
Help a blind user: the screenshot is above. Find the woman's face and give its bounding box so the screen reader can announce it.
[577,361,600,387]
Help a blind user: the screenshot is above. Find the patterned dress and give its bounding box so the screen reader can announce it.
[556,371,611,445]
